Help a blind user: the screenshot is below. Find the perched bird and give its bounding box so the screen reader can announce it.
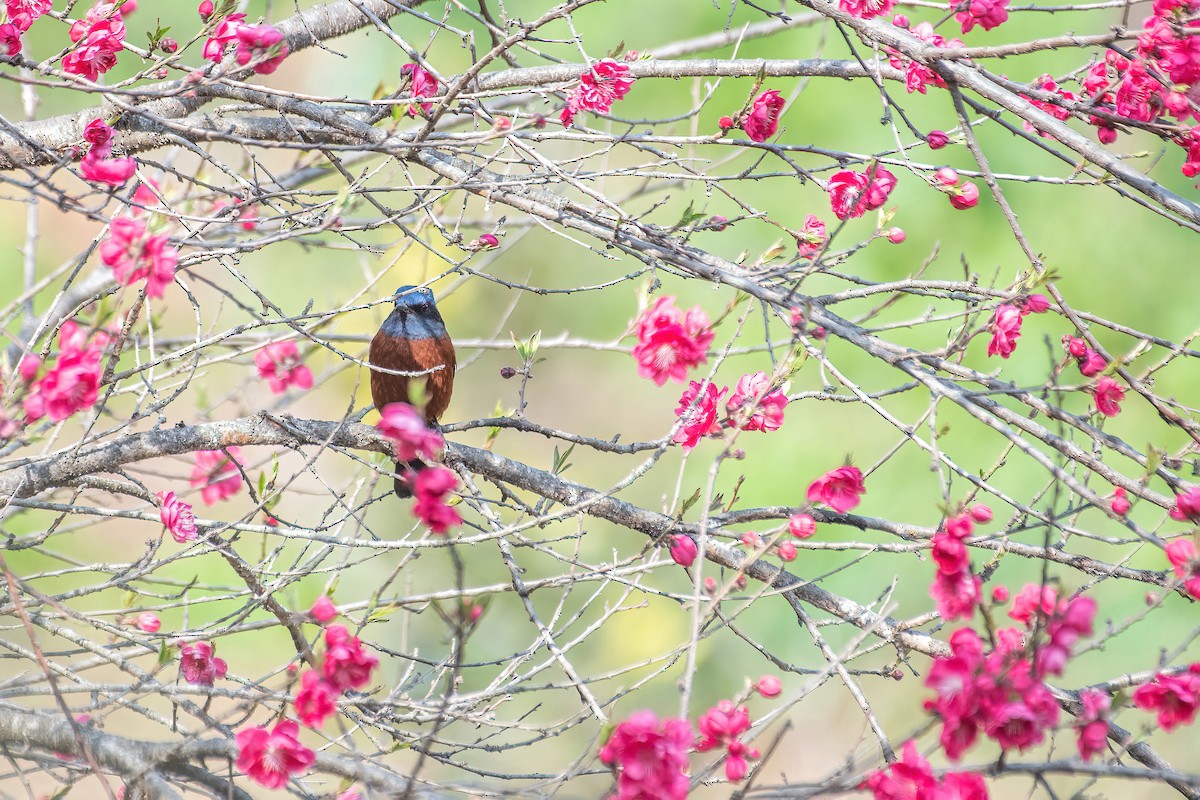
[369,285,456,497]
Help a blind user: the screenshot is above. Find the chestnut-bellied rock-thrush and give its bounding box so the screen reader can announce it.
[369,285,456,497]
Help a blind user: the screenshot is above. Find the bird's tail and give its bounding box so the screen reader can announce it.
[393,459,427,498]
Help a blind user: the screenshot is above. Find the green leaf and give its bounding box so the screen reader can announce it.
[552,443,576,475]
[679,488,701,516]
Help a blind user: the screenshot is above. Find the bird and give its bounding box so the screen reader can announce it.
[369,285,456,497]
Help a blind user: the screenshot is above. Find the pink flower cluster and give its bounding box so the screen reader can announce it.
[1060,335,1126,416]
[294,623,379,728]
[795,214,828,258]
[1133,664,1200,731]
[631,296,714,386]
[955,0,1010,32]
[99,215,178,296]
[930,510,984,621]
[1076,688,1112,761]
[931,166,979,210]
[80,118,136,186]
[1,0,53,54]
[179,641,227,685]
[888,23,963,94]
[672,372,789,449]
[862,740,988,800]
[827,165,896,220]
[1020,74,1078,138]
[560,59,635,128]
[23,320,108,423]
[1170,486,1200,523]
[840,0,895,20]
[156,490,198,543]
[726,89,785,142]
[235,719,315,789]
[202,8,288,74]
[189,448,244,505]
[412,466,463,533]
[401,63,438,116]
[64,3,127,82]
[1165,537,1200,599]
[925,591,1095,759]
[806,465,866,513]
[599,711,692,800]
[376,402,444,462]
[696,701,759,781]
[255,341,313,394]
[1076,0,1200,171]
[985,295,1048,358]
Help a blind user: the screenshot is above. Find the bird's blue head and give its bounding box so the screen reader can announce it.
[392,285,437,313]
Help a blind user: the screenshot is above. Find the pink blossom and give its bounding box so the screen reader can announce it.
[888,23,962,94]
[412,466,462,534]
[1009,583,1057,624]
[234,720,315,789]
[202,12,245,62]
[726,371,787,432]
[309,595,338,623]
[1076,688,1111,761]
[795,214,828,258]
[322,624,379,692]
[198,1,213,19]
[885,227,906,243]
[294,670,337,728]
[560,59,634,128]
[189,448,244,505]
[81,152,137,186]
[234,23,288,74]
[805,465,866,513]
[1110,487,1131,516]
[777,540,797,561]
[179,641,227,685]
[254,341,313,394]
[156,490,198,543]
[927,130,950,149]
[22,321,107,423]
[1166,539,1200,599]
[756,675,782,697]
[99,216,178,297]
[1170,486,1200,523]
[1020,294,1050,314]
[400,63,438,116]
[1078,349,1107,377]
[0,23,21,56]
[1063,336,1088,359]
[375,402,443,462]
[743,89,785,142]
[840,0,894,19]
[931,567,982,621]
[598,711,692,800]
[696,700,759,782]
[65,6,126,72]
[134,612,160,633]
[673,380,726,450]
[1093,376,1126,417]
[6,0,50,30]
[986,304,1022,358]
[17,354,39,382]
[668,533,697,567]
[862,740,936,798]
[969,504,993,523]
[631,296,714,385]
[827,165,897,220]
[788,513,816,539]
[337,789,363,800]
[956,0,1010,33]
[1132,666,1200,731]
[950,181,980,209]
